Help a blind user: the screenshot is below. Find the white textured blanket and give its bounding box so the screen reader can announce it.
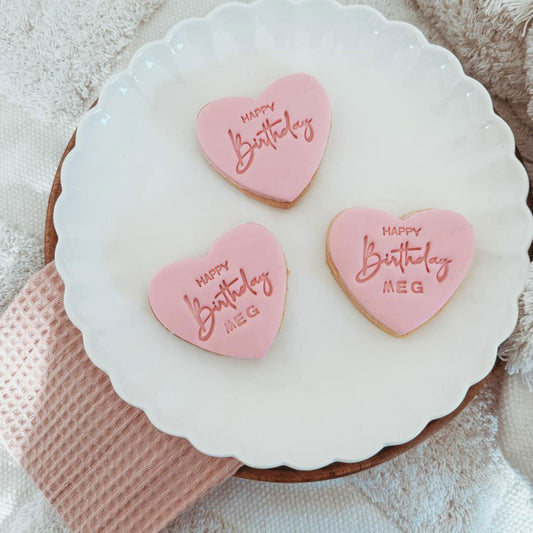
[1,1,533,531]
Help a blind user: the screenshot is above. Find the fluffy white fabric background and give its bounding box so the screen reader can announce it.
[1,0,533,531]
[0,0,167,124]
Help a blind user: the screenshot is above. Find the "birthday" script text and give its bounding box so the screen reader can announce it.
[228,109,314,175]
[184,267,273,341]
[355,236,452,283]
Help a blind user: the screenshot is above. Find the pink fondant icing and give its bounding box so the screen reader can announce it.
[196,73,331,204]
[327,208,475,336]
[149,223,287,358]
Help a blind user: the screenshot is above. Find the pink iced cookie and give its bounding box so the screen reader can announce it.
[327,208,475,336]
[149,223,287,358]
[196,73,331,208]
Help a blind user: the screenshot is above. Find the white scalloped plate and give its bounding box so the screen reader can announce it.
[54,0,532,469]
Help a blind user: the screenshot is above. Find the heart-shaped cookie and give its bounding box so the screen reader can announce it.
[149,223,287,358]
[327,208,475,336]
[196,73,331,208]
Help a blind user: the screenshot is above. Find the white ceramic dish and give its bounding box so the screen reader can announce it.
[54,0,532,469]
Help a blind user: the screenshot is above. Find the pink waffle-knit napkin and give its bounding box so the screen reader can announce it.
[0,262,242,532]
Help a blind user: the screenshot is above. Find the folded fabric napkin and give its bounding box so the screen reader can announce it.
[0,262,241,532]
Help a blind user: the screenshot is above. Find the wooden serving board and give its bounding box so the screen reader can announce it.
[46,120,513,483]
